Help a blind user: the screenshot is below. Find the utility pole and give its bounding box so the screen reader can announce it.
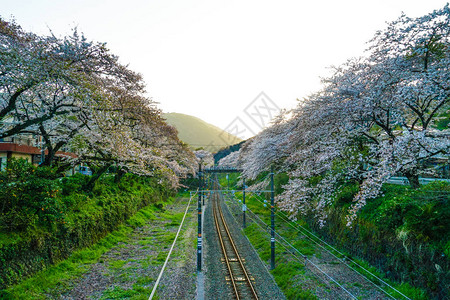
[243,178,246,228]
[197,163,202,271]
[202,173,206,206]
[270,166,275,270]
[40,136,45,165]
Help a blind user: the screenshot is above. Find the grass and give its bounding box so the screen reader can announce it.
[109,259,127,270]
[243,222,317,300]
[239,198,318,300]
[349,257,428,300]
[222,174,433,300]
[2,201,170,299]
[99,284,152,300]
[0,170,176,292]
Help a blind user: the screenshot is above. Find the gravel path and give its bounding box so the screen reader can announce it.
[58,196,197,300]
[203,190,286,300]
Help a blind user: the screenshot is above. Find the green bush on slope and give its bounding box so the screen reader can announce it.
[0,159,174,289]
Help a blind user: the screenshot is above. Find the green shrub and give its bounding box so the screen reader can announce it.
[404,198,450,243]
[0,160,175,289]
[275,172,289,194]
[371,182,450,244]
[334,182,359,206]
[306,180,450,299]
[60,174,88,196]
[0,159,64,231]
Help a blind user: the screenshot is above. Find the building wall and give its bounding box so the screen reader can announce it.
[0,152,6,171]
[11,153,32,163]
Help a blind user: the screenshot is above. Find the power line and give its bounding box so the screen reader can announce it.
[218,179,358,298]
[222,190,358,299]
[239,191,410,300]
[149,192,196,299]
[218,168,436,300]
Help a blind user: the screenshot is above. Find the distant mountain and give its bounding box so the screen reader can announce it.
[163,113,242,152]
[214,140,246,164]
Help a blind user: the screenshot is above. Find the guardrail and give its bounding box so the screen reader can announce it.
[386,176,450,185]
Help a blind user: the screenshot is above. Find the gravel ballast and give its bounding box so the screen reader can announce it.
[203,190,286,299]
[224,191,393,300]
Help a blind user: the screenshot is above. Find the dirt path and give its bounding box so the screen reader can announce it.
[57,196,197,300]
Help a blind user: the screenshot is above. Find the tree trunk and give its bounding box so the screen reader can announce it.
[42,140,66,167]
[55,162,73,176]
[114,168,126,183]
[83,164,111,192]
[43,147,56,166]
[405,171,420,189]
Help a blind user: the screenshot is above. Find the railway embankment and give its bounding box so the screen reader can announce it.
[2,187,197,298]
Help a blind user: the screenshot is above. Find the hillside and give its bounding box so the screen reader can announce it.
[214,140,246,164]
[163,113,242,152]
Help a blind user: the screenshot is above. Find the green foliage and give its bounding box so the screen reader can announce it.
[0,159,63,231]
[307,175,322,186]
[179,174,199,191]
[214,141,245,163]
[396,282,428,300]
[0,160,174,290]
[435,116,450,130]
[4,204,158,298]
[218,172,240,188]
[304,181,450,299]
[444,240,450,257]
[368,182,450,244]
[275,172,289,194]
[334,182,360,206]
[59,173,89,196]
[3,194,189,299]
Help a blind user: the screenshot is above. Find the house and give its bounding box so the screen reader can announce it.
[0,135,77,171]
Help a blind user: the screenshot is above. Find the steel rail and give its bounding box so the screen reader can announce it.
[213,195,240,299]
[213,188,259,300]
[217,197,259,300]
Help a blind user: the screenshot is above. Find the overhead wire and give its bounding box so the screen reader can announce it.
[220,188,358,300]
[215,169,441,300]
[148,191,196,299]
[217,177,357,298]
[246,192,409,300]
[224,175,410,300]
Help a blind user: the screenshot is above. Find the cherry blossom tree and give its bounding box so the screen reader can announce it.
[218,150,240,168]
[70,78,195,188]
[0,19,123,139]
[222,5,450,226]
[194,149,214,168]
[0,17,196,188]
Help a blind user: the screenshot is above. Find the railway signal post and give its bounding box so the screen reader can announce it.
[197,163,203,271]
[270,166,275,270]
[243,178,246,228]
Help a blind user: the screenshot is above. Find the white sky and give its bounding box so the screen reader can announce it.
[2,0,449,138]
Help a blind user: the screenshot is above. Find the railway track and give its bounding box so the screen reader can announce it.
[212,187,259,300]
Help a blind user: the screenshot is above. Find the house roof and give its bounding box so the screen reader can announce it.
[0,143,77,158]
